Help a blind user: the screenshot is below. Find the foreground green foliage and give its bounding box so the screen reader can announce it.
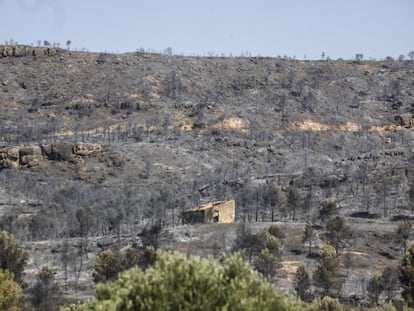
[0,230,29,283]
[62,250,303,311]
[0,269,22,311]
[61,249,411,311]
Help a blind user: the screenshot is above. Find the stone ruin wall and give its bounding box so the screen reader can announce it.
[214,200,235,223]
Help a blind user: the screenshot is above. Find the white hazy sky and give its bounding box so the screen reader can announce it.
[1,0,413,60]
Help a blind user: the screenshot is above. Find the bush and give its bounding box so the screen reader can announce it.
[268,224,286,240]
[325,215,352,255]
[319,197,338,220]
[0,231,29,283]
[92,250,121,283]
[0,269,22,311]
[62,250,304,311]
[313,244,342,296]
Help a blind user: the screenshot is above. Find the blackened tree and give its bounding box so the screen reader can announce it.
[287,185,301,221]
[232,223,263,264]
[140,224,162,250]
[381,266,399,303]
[355,54,364,62]
[75,208,92,257]
[265,183,287,221]
[367,273,383,306]
[31,265,57,311]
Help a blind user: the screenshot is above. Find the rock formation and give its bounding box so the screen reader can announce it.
[0,142,114,169]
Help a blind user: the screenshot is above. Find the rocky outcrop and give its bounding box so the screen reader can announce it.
[18,145,43,168]
[0,142,117,169]
[42,142,75,162]
[394,113,413,127]
[0,146,20,168]
[0,45,58,58]
[73,142,102,156]
[1,144,47,169]
[98,151,124,167]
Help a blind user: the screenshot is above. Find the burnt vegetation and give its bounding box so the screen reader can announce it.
[1,46,414,308]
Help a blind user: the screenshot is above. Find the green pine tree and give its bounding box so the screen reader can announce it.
[313,244,342,296]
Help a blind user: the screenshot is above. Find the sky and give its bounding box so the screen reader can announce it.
[1,0,413,60]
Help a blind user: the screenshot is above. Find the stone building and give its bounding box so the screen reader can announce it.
[182,200,235,224]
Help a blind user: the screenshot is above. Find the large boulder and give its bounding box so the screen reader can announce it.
[0,46,12,58]
[0,149,9,168]
[12,45,29,57]
[320,174,339,188]
[394,114,413,128]
[19,145,44,167]
[0,142,117,170]
[48,48,57,55]
[0,146,21,168]
[31,47,46,57]
[42,142,75,162]
[98,151,124,167]
[51,142,75,161]
[6,146,19,168]
[74,142,102,156]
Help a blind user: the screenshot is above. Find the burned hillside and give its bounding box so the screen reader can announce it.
[1,47,414,304]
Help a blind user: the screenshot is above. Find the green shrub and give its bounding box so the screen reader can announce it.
[319,197,338,220]
[0,269,22,311]
[62,250,304,311]
[92,250,121,283]
[268,224,286,240]
[308,296,343,311]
